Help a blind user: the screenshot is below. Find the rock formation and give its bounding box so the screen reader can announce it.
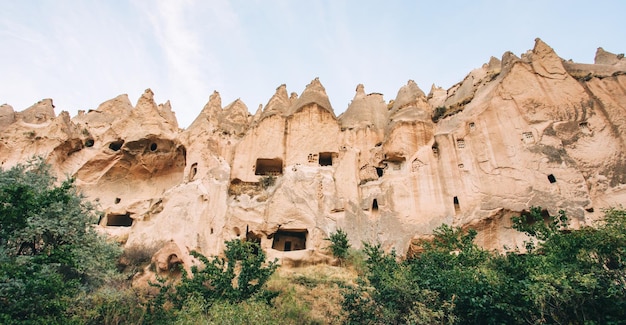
[2,39,626,273]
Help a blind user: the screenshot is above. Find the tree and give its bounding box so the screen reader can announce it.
[342,242,456,324]
[325,228,350,260]
[0,158,121,324]
[343,207,626,324]
[147,239,278,323]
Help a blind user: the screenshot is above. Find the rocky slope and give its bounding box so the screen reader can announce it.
[2,39,625,273]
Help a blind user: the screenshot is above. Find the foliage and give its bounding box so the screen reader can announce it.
[342,242,456,324]
[68,287,146,325]
[432,106,447,122]
[343,207,626,324]
[259,175,276,189]
[0,158,121,324]
[511,206,568,242]
[325,228,350,260]
[147,239,279,323]
[119,242,165,275]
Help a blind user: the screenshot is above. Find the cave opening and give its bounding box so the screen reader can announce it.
[246,229,262,255]
[84,139,94,147]
[271,229,307,252]
[548,174,557,183]
[254,158,283,176]
[319,152,333,166]
[372,199,379,211]
[189,163,198,180]
[108,140,124,151]
[106,213,133,227]
[150,143,158,151]
[453,196,460,213]
[375,167,384,177]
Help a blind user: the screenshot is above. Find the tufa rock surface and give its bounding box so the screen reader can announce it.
[2,39,626,275]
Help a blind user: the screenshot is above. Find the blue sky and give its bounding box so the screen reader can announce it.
[1,0,625,128]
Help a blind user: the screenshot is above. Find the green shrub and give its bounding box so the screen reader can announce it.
[325,229,350,261]
[69,288,146,325]
[342,208,626,324]
[259,175,276,189]
[0,158,122,324]
[148,239,279,322]
[432,106,447,122]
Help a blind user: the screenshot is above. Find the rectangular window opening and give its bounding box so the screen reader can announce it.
[254,158,283,176]
[319,152,333,166]
[106,213,133,227]
[271,229,307,251]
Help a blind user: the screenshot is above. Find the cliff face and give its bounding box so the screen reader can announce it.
[2,39,626,271]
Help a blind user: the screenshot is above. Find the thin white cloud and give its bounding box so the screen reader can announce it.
[133,0,251,126]
[2,0,626,127]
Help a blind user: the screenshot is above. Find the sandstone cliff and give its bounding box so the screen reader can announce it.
[2,39,625,273]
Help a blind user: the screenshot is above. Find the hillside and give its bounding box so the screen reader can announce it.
[1,38,625,275]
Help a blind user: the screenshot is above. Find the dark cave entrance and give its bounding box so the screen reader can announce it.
[108,140,124,151]
[255,158,283,176]
[106,213,133,227]
[271,229,307,252]
[319,152,333,166]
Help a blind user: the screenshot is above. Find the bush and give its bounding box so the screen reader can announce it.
[119,242,165,275]
[432,106,447,122]
[342,208,626,324]
[69,288,146,325]
[147,239,279,323]
[259,175,276,189]
[325,229,350,261]
[0,158,121,324]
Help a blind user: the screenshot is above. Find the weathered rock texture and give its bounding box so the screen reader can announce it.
[2,39,626,271]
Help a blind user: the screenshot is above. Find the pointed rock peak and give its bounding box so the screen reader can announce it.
[595,47,624,65]
[354,84,366,100]
[159,100,172,112]
[276,84,288,95]
[487,56,502,71]
[254,104,263,117]
[158,100,179,129]
[532,38,556,57]
[501,51,521,73]
[219,99,250,136]
[224,98,248,112]
[262,84,290,118]
[0,104,16,128]
[209,91,222,107]
[134,88,159,114]
[142,88,154,100]
[428,83,445,95]
[94,94,133,116]
[201,91,223,114]
[341,84,388,130]
[20,98,56,124]
[530,38,566,78]
[391,80,426,111]
[427,84,446,106]
[288,77,335,117]
[188,91,223,130]
[222,99,249,121]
